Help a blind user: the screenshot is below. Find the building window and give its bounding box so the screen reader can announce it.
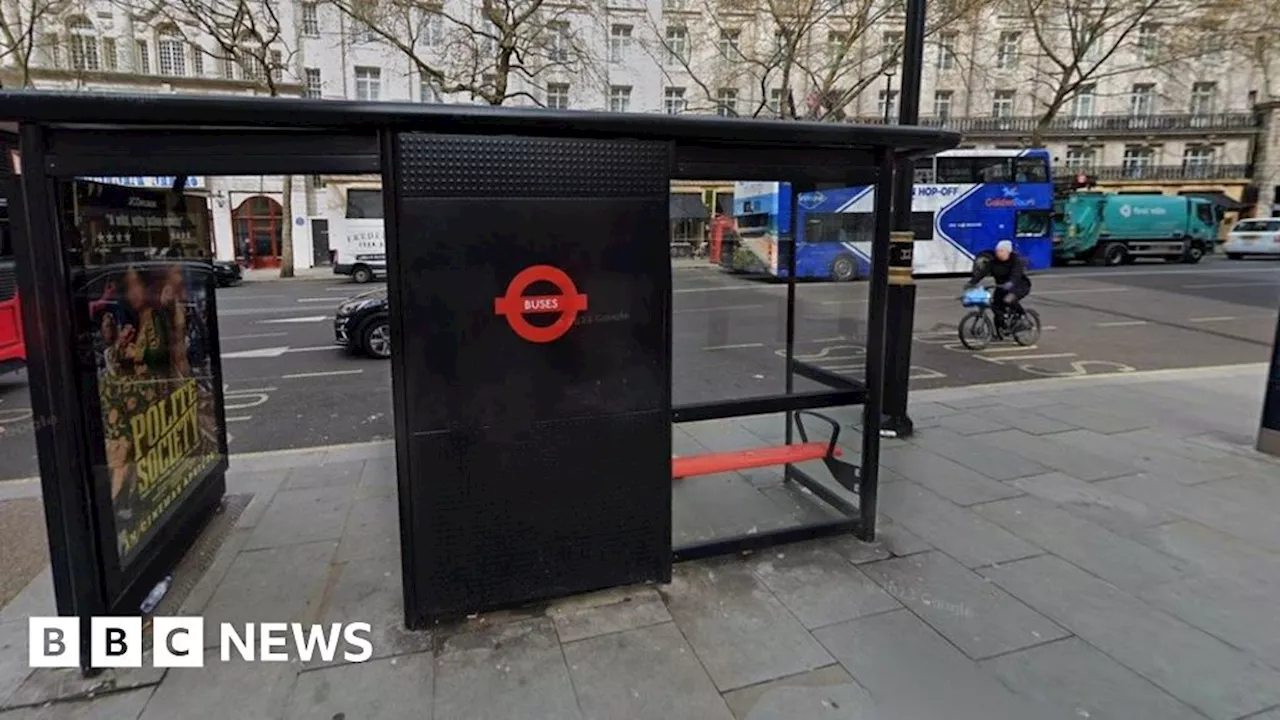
[1071,85,1095,117]
[878,89,899,120]
[419,9,444,46]
[305,67,322,98]
[1064,146,1096,170]
[933,90,953,121]
[355,66,381,100]
[827,30,846,61]
[665,26,688,65]
[135,39,150,74]
[188,43,202,75]
[67,17,100,71]
[221,54,236,79]
[269,49,283,82]
[1183,146,1215,177]
[102,37,118,71]
[609,85,631,113]
[996,31,1020,69]
[936,32,957,70]
[719,28,741,57]
[717,88,738,116]
[1084,33,1103,61]
[664,87,686,115]
[1130,83,1155,117]
[1190,82,1216,115]
[882,31,902,61]
[1137,23,1158,62]
[1122,146,1155,178]
[157,28,186,77]
[609,24,631,62]
[663,0,686,9]
[768,88,787,116]
[301,3,320,37]
[547,21,570,62]
[352,20,376,44]
[546,82,570,109]
[420,77,440,102]
[992,89,1015,118]
[237,49,265,81]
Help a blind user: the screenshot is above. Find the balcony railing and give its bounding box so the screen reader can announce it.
[853,112,1259,134]
[1072,164,1251,181]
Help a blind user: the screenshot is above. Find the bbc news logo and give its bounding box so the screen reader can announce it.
[29,618,374,668]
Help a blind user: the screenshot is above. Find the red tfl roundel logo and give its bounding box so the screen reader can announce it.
[493,265,589,343]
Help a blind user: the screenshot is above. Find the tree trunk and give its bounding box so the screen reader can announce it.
[279,174,295,278]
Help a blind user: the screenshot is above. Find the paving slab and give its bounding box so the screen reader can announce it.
[200,541,337,648]
[975,429,1136,482]
[1006,472,1178,538]
[973,495,1188,592]
[242,484,353,550]
[0,688,154,720]
[1136,520,1280,594]
[281,458,365,490]
[334,493,400,562]
[1050,429,1236,485]
[979,405,1077,435]
[1099,473,1280,552]
[720,665,870,720]
[747,543,900,630]
[659,560,832,692]
[0,569,53,624]
[4,658,164,711]
[983,554,1280,720]
[861,551,1068,660]
[138,650,297,720]
[1113,428,1236,463]
[1030,404,1151,434]
[982,637,1206,720]
[355,456,397,498]
[877,481,1042,569]
[563,622,734,720]
[1138,572,1280,671]
[908,428,1050,481]
[433,619,581,720]
[548,586,672,644]
[285,652,432,720]
[878,445,1024,506]
[813,608,1066,719]
[311,551,431,668]
[0,621,29,708]
[935,412,1013,436]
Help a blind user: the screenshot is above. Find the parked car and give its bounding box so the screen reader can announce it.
[1223,218,1280,260]
[334,288,390,359]
[211,259,243,287]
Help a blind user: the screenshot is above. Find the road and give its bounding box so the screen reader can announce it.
[0,257,1277,481]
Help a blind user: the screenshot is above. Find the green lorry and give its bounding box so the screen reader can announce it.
[1052,192,1222,266]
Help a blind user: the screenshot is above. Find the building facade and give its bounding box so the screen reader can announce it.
[1,0,1273,266]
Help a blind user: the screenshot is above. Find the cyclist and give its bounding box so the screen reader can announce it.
[966,239,1031,331]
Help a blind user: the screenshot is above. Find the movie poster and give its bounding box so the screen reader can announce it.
[69,180,224,568]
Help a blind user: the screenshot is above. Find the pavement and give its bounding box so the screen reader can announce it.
[2,363,1280,719]
[0,256,1276,482]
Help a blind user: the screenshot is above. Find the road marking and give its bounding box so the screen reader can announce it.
[702,342,766,351]
[282,369,364,380]
[220,332,289,341]
[288,346,340,353]
[821,287,1130,306]
[257,316,331,324]
[810,336,846,342]
[222,346,290,359]
[226,416,253,423]
[983,352,1080,362]
[325,286,358,291]
[673,304,766,314]
[218,294,285,301]
[297,298,338,303]
[1189,316,1237,322]
[673,285,761,295]
[1182,281,1276,289]
[1096,320,1148,327]
[224,386,277,394]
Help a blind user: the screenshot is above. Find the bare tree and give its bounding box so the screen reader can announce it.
[125,0,300,276]
[1008,0,1210,145]
[1214,0,1280,101]
[331,0,600,106]
[0,0,68,87]
[642,0,990,121]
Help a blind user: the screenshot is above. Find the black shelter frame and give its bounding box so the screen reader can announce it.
[1,92,958,634]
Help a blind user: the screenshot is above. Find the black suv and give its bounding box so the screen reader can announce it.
[211,260,243,287]
[334,288,390,359]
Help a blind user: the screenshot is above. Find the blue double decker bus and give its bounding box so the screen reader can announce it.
[726,149,1053,280]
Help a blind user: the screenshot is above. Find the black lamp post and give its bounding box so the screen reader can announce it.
[882,67,896,124]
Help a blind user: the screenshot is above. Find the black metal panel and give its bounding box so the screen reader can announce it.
[0,91,962,156]
[41,129,379,177]
[674,145,880,183]
[1260,308,1280,455]
[390,133,672,623]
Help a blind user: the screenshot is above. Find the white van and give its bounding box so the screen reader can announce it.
[332,188,386,283]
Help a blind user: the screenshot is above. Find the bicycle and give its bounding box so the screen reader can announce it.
[957,286,1042,351]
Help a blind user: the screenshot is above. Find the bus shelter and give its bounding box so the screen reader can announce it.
[0,92,958,645]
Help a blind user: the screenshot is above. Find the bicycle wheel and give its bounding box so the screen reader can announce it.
[1012,308,1042,346]
[958,310,995,350]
